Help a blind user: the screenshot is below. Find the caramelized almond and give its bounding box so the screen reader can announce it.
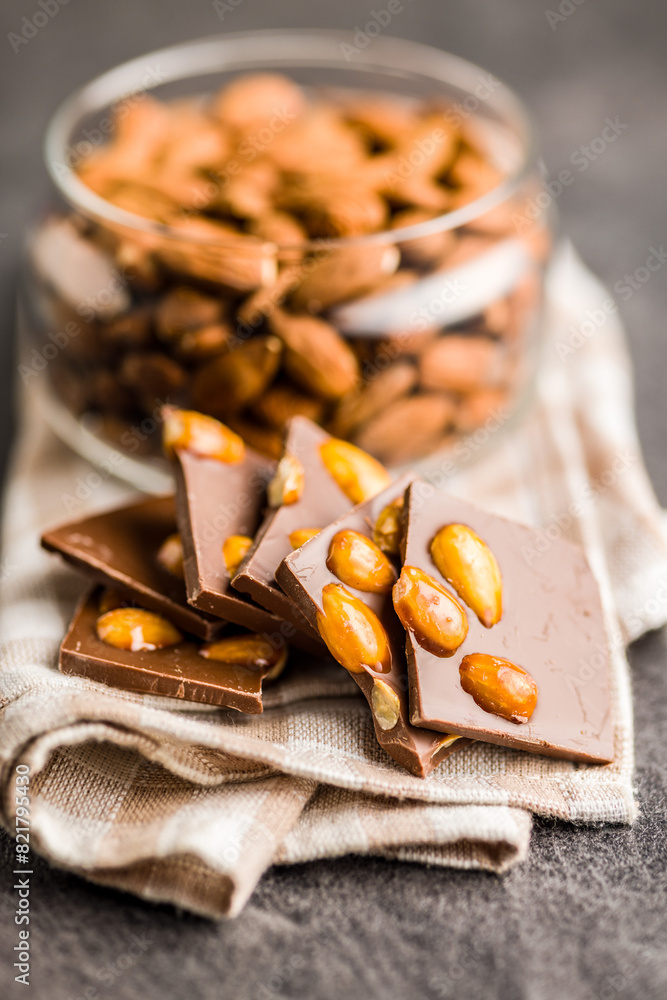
[319,438,391,504]
[326,530,397,593]
[96,607,182,652]
[157,532,185,579]
[459,653,537,724]
[373,497,404,556]
[316,583,391,674]
[200,634,287,679]
[392,566,468,657]
[430,523,502,628]
[162,408,245,464]
[289,528,321,549]
[267,451,305,507]
[222,534,253,578]
[371,678,401,731]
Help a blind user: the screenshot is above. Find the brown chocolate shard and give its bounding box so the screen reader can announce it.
[276,474,469,777]
[232,417,354,641]
[41,496,225,641]
[60,589,280,712]
[400,481,614,763]
[171,443,322,655]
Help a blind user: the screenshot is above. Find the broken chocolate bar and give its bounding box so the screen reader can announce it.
[41,496,225,641]
[276,473,468,777]
[399,481,614,763]
[233,415,390,638]
[60,588,285,712]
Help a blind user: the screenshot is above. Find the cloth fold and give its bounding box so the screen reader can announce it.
[1,243,666,919]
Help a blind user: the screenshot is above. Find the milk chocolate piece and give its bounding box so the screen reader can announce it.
[60,589,280,712]
[41,496,224,641]
[401,482,614,763]
[276,474,468,777]
[232,417,353,642]
[172,443,322,655]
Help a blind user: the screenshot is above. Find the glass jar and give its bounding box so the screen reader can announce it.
[21,30,553,491]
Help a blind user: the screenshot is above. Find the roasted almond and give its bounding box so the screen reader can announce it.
[353,393,456,466]
[96,607,182,651]
[162,407,245,464]
[222,534,253,578]
[316,583,391,674]
[326,530,397,593]
[267,452,304,507]
[253,382,325,431]
[373,497,405,556]
[212,73,306,129]
[329,362,418,438]
[157,532,185,579]
[289,244,399,313]
[191,335,282,419]
[289,528,321,549]
[418,336,503,394]
[319,438,391,504]
[371,678,401,731]
[269,309,359,401]
[392,565,468,657]
[430,523,502,628]
[200,634,288,680]
[459,653,538,724]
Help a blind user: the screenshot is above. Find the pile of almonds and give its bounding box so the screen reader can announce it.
[30,73,550,465]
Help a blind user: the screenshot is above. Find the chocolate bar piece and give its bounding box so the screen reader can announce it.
[232,417,354,640]
[41,496,225,641]
[60,589,282,712]
[399,481,614,763]
[172,444,323,655]
[276,474,468,777]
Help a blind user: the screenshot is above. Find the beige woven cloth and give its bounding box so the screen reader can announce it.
[1,244,666,919]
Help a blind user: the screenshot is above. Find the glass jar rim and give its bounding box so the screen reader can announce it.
[44,29,538,251]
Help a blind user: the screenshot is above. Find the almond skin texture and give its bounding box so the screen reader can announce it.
[96,608,183,652]
[326,530,397,594]
[316,583,391,674]
[319,438,391,504]
[430,523,502,628]
[459,653,538,724]
[162,408,245,464]
[222,535,253,578]
[393,566,468,657]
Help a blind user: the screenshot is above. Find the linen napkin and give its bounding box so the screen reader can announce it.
[1,243,665,919]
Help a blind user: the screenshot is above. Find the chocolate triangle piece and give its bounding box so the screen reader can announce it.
[400,481,614,763]
[277,473,470,778]
[232,416,355,644]
[60,589,281,713]
[41,496,225,641]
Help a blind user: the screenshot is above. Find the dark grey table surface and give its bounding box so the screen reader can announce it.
[1,1,666,998]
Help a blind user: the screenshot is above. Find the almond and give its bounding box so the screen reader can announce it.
[459,653,538,723]
[200,633,288,679]
[353,393,456,466]
[212,73,306,129]
[393,565,468,657]
[162,407,245,464]
[289,244,399,312]
[253,382,325,431]
[155,286,226,338]
[371,678,401,731]
[316,583,391,674]
[319,438,391,504]
[418,336,503,394]
[191,335,282,418]
[430,524,502,628]
[267,451,305,507]
[269,309,359,401]
[288,528,321,549]
[96,607,182,652]
[158,216,277,291]
[329,362,418,438]
[373,497,405,556]
[222,534,253,578]
[326,530,397,594]
[157,532,185,579]
[391,208,458,269]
